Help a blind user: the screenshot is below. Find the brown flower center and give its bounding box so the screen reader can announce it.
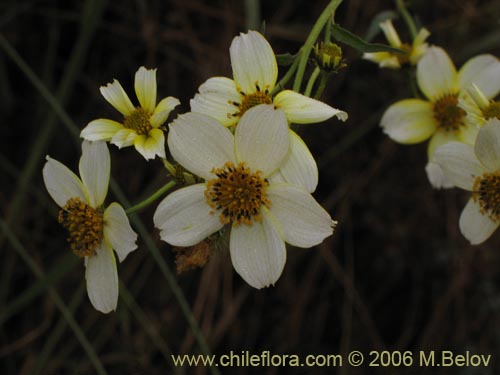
[395,43,412,65]
[58,197,104,258]
[433,94,466,132]
[205,162,270,226]
[124,107,152,134]
[229,84,273,119]
[473,172,500,222]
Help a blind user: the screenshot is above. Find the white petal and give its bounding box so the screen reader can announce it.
[229,210,285,289]
[409,28,430,64]
[278,131,318,193]
[42,156,86,207]
[458,55,500,99]
[80,119,124,142]
[433,142,484,191]
[153,184,223,247]
[190,77,241,127]
[459,198,499,245]
[85,241,119,313]
[363,52,401,69]
[111,128,137,148]
[133,134,155,160]
[229,30,278,93]
[100,79,135,116]
[134,67,157,113]
[150,96,180,128]
[235,104,289,176]
[168,112,236,180]
[267,184,335,247]
[103,202,138,263]
[425,161,455,189]
[427,129,461,159]
[417,46,458,100]
[143,128,166,159]
[79,140,110,208]
[475,118,500,171]
[379,19,402,47]
[274,90,348,124]
[380,99,437,143]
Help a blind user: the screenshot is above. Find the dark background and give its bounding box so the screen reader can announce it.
[2,0,500,374]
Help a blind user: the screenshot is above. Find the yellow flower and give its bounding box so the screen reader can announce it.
[459,83,500,129]
[381,47,500,187]
[81,67,180,160]
[363,19,430,69]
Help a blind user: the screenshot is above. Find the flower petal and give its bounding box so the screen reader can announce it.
[150,96,180,128]
[425,161,455,189]
[229,30,278,93]
[111,128,137,148]
[100,79,135,116]
[459,198,499,245]
[235,104,289,176]
[153,184,223,247]
[474,118,500,171]
[433,142,484,191]
[190,77,241,127]
[168,112,236,180]
[363,52,401,69]
[80,119,124,142]
[134,67,157,113]
[379,19,402,47]
[417,46,458,100]
[103,202,138,263]
[144,128,166,159]
[79,140,110,207]
[380,99,436,143]
[230,210,285,289]
[133,134,158,160]
[267,184,335,247]
[274,90,348,124]
[43,156,86,207]
[85,241,119,313]
[278,131,318,193]
[427,128,461,159]
[458,54,500,99]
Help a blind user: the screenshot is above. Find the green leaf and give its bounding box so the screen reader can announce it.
[331,23,406,54]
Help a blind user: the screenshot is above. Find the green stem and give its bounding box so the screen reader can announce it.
[314,72,329,99]
[271,53,300,95]
[395,0,418,39]
[125,180,176,215]
[325,14,333,43]
[304,66,321,97]
[293,0,343,93]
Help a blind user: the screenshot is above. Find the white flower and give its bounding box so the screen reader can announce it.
[153,105,336,289]
[434,118,500,244]
[363,19,430,69]
[190,30,348,193]
[81,67,180,160]
[381,47,500,187]
[43,141,138,313]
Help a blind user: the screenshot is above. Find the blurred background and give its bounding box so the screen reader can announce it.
[2,0,500,374]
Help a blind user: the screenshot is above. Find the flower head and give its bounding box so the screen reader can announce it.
[434,118,500,244]
[190,30,347,127]
[363,19,430,69]
[81,67,180,160]
[190,30,348,193]
[43,141,138,313]
[312,41,347,72]
[153,105,336,289]
[381,47,500,187]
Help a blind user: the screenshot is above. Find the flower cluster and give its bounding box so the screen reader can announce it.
[43,30,345,312]
[368,18,500,243]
